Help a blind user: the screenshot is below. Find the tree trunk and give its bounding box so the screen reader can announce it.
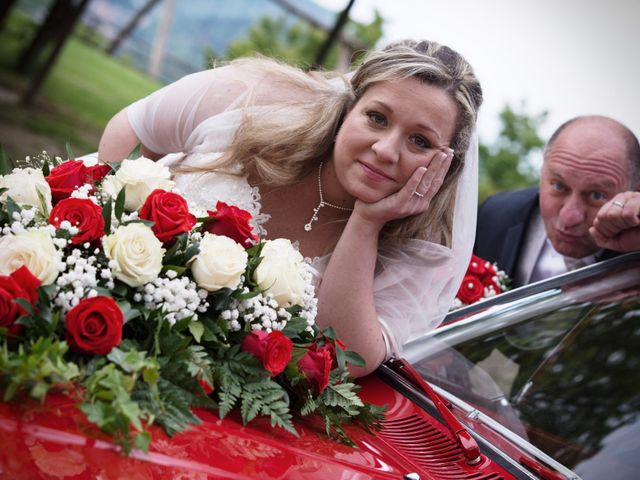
[15,0,73,74]
[21,0,92,105]
[0,0,20,30]
[313,0,356,69]
[106,0,162,55]
[269,0,363,52]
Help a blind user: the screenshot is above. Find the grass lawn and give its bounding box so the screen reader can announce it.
[0,8,162,160]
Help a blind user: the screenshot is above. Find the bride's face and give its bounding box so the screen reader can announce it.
[331,77,457,204]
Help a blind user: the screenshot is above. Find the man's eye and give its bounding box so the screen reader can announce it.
[551,182,565,192]
[366,112,386,126]
[590,191,606,201]
[411,135,431,150]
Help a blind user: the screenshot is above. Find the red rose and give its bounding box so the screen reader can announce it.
[45,160,111,203]
[203,201,258,248]
[456,274,485,305]
[139,189,196,244]
[86,163,112,184]
[298,347,332,394]
[9,265,40,305]
[467,255,488,276]
[315,339,346,369]
[481,274,502,295]
[198,376,214,395]
[0,266,41,336]
[65,296,124,355]
[241,330,293,377]
[49,197,105,244]
[480,263,497,279]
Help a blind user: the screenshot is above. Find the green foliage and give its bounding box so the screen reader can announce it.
[127,143,142,160]
[0,338,80,402]
[0,145,11,175]
[0,9,161,158]
[479,103,548,201]
[299,368,385,446]
[207,345,297,435]
[223,13,383,70]
[80,348,160,453]
[0,94,387,458]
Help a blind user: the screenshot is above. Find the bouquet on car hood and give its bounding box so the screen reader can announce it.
[0,148,384,453]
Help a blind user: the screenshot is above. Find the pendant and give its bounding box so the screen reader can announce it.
[304,202,324,231]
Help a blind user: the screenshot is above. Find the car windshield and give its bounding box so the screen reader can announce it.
[404,255,640,480]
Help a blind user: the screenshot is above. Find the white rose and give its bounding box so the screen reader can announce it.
[109,157,174,211]
[0,228,61,285]
[76,152,99,166]
[191,233,248,292]
[253,239,307,307]
[0,167,52,215]
[103,223,165,287]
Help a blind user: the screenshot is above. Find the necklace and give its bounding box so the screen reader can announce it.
[304,161,353,232]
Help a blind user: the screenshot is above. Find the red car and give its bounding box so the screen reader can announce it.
[1,252,638,479]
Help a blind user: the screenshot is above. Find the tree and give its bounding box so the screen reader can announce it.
[479,104,548,201]
[0,0,19,30]
[312,0,356,68]
[222,12,383,71]
[106,0,162,55]
[15,0,93,105]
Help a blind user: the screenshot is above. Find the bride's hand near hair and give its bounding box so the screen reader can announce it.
[315,148,454,377]
[353,148,454,228]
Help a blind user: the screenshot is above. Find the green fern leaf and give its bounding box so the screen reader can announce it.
[323,382,365,412]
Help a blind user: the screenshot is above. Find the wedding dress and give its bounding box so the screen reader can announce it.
[125,67,479,357]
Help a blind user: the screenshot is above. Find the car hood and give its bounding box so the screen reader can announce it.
[0,375,513,479]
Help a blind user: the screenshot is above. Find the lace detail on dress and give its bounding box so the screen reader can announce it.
[160,155,271,237]
[246,184,270,237]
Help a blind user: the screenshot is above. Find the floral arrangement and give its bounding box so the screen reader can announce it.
[450,254,510,310]
[0,147,384,453]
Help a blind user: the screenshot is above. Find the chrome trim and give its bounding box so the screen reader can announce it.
[403,289,566,362]
[431,384,582,480]
[405,259,640,363]
[441,252,640,322]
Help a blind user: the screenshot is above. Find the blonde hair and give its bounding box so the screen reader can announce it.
[214,57,354,183]
[198,40,482,246]
[353,40,483,245]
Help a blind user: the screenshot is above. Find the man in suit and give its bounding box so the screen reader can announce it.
[475,115,640,287]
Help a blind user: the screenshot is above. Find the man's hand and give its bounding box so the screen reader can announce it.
[590,192,640,252]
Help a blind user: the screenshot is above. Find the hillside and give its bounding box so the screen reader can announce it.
[84,0,336,81]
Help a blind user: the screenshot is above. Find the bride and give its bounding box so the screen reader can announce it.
[98,39,483,376]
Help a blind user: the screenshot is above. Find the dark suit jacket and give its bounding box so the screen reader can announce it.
[474,186,620,283]
[474,187,539,280]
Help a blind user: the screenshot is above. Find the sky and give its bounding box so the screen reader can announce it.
[315,0,640,146]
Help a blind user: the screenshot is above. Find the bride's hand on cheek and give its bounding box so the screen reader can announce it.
[353,149,454,227]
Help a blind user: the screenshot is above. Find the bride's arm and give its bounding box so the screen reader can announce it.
[98,65,270,164]
[316,150,453,377]
[315,212,386,377]
[98,108,160,163]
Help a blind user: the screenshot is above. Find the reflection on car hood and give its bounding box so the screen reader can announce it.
[0,375,515,479]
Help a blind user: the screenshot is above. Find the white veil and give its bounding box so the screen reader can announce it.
[372,133,478,355]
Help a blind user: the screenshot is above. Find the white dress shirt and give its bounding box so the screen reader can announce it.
[517,210,596,285]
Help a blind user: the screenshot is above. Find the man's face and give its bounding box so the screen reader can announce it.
[539,119,629,258]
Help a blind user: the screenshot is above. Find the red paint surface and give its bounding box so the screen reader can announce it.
[0,375,516,479]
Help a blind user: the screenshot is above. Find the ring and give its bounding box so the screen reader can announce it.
[613,200,625,208]
[413,191,425,198]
